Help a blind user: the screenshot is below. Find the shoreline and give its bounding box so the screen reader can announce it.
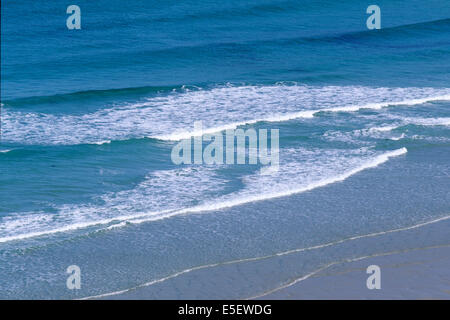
[257,244,450,300]
[93,215,450,300]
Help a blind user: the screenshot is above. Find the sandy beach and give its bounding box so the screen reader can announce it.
[92,216,450,300]
[258,245,450,300]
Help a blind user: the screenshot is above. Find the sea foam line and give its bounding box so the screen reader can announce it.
[248,243,450,299]
[154,95,450,141]
[81,214,450,300]
[0,148,407,244]
[127,148,408,224]
[0,209,173,244]
[90,140,111,145]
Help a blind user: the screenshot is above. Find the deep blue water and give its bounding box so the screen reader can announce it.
[0,0,449,299]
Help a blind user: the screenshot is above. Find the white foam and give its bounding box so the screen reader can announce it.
[91,148,409,228]
[369,125,398,132]
[155,95,450,141]
[153,110,316,141]
[156,148,408,216]
[390,133,406,141]
[2,84,449,144]
[91,140,111,145]
[0,148,407,243]
[0,166,227,243]
[324,114,450,144]
[324,124,404,143]
[403,117,450,127]
[0,149,12,153]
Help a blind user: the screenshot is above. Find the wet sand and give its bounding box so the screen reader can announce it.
[94,216,450,300]
[258,244,450,299]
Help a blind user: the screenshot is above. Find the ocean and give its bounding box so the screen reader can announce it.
[0,0,449,299]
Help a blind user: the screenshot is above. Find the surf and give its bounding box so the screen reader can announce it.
[0,147,407,243]
[2,84,449,145]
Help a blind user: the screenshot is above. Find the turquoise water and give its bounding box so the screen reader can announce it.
[0,0,449,299]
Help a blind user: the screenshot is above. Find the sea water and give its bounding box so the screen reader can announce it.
[0,0,449,299]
